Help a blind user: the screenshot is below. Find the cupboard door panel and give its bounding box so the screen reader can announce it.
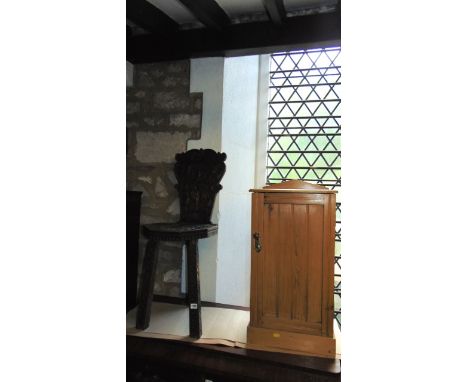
[307,204,325,324]
[259,201,324,333]
[291,204,308,323]
[277,203,293,321]
[261,202,277,321]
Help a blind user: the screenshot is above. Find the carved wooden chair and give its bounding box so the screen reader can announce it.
[136,149,227,338]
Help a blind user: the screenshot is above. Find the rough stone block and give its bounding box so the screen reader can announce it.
[154,282,163,294]
[153,91,190,111]
[126,120,139,129]
[167,61,189,74]
[149,68,165,79]
[127,102,140,115]
[126,89,138,103]
[162,76,190,88]
[127,163,179,224]
[140,214,169,225]
[137,175,152,184]
[126,61,134,87]
[138,115,169,130]
[142,118,155,127]
[167,170,177,185]
[140,99,156,115]
[166,198,180,216]
[163,269,181,283]
[189,93,203,112]
[167,286,181,297]
[152,244,183,297]
[189,128,201,141]
[169,113,201,129]
[158,247,179,263]
[135,90,146,99]
[154,177,169,198]
[135,70,159,88]
[135,131,191,163]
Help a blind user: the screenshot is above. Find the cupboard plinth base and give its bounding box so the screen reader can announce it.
[247,325,336,359]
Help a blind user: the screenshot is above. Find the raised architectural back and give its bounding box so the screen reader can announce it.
[174,149,227,224]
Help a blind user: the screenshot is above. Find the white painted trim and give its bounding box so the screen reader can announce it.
[254,54,270,188]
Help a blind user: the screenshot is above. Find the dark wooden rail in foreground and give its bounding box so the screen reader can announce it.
[127,335,341,382]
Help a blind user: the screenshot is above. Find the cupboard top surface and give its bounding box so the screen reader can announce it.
[250,180,337,194]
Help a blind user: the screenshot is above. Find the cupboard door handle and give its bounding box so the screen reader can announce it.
[253,232,262,253]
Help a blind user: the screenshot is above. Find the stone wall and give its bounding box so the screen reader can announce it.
[126,60,203,297]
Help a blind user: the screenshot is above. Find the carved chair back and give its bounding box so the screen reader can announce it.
[174,149,227,224]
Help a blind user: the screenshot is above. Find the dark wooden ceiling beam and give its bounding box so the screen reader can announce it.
[127,0,179,35]
[262,0,286,26]
[127,11,340,63]
[177,0,231,30]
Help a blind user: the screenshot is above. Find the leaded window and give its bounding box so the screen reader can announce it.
[266,47,341,328]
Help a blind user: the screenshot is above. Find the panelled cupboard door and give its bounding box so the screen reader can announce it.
[260,198,325,335]
[249,181,336,348]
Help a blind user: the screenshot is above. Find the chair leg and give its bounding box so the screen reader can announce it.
[136,239,159,330]
[186,239,202,338]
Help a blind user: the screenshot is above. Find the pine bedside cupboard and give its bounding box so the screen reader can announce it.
[247,180,337,358]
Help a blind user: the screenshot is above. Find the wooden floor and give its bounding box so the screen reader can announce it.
[127,302,250,345]
[127,335,341,382]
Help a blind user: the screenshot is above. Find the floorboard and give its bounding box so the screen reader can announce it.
[127,335,341,382]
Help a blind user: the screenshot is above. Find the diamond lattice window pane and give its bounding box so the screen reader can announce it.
[267,47,341,328]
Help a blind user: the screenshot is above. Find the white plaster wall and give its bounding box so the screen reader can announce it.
[189,58,224,152]
[254,55,270,187]
[216,56,259,306]
[187,57,225,302]
[187,56,260,306]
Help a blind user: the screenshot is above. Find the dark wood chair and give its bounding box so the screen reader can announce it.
[136,149,227,338]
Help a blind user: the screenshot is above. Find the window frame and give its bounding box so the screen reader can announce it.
[260,47,342,328]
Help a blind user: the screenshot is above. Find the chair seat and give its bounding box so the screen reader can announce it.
[142,222,218,241]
